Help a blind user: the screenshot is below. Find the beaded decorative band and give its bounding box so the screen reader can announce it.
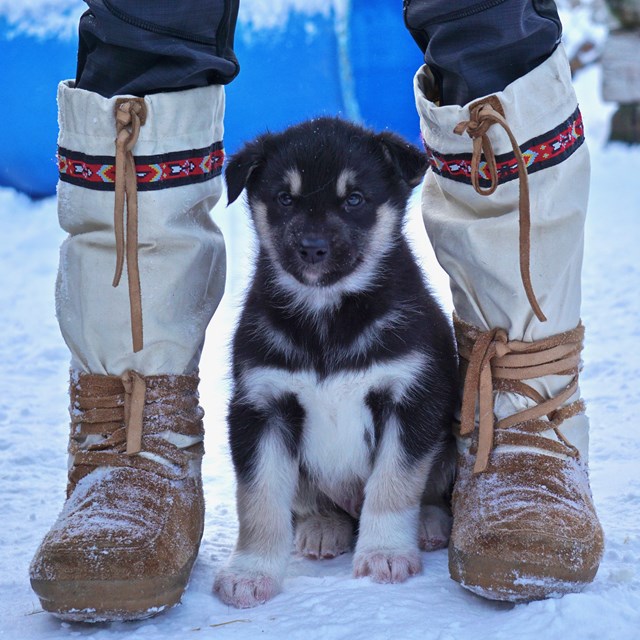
[58,141,224,191]
[425,107,584,187]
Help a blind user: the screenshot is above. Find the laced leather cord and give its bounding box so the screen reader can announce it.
[454,96,547,323]
[67,371,204,493]
[113,98,147,353]
[455,315,585,474]
[122,370,146,455]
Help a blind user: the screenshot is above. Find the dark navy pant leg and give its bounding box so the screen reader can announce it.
[403,0,562,106]
[76,0,239,98]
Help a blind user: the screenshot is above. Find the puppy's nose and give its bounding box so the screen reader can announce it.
[298,236,329,264]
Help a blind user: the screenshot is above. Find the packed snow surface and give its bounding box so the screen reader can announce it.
[1,51,639,640]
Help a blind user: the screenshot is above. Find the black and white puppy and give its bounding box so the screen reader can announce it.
[214,118,458,609]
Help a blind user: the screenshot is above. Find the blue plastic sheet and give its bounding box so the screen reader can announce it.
[0,3,422,198]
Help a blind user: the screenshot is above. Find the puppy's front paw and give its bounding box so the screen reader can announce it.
[353,549,422,583]
[418,504,452,551]
[214,569,280,609]
[295,513,354,559]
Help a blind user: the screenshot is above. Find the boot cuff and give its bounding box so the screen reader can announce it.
[57,81,225,156]
[415,45,578,155]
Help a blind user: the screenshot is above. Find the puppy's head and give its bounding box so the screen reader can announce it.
[226,117,427,288]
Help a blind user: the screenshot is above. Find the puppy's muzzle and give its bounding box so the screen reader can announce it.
[298,235,330,265]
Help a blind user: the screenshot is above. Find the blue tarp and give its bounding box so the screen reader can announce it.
[0,2,422,198]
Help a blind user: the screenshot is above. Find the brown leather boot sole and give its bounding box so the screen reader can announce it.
[30,552,197,622]
[449,544,599,602]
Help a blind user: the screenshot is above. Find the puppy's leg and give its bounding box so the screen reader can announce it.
[214,424,299,609]
[419,442,455,551]
[354,416,437,583]
[293,477,354,560]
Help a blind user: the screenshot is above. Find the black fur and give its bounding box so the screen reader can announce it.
[226,116,457,524]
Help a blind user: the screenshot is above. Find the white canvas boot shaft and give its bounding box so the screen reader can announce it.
[30,84,226,622]
[414,45,604,601]
[56,82,226,376]
[414,45,589,459]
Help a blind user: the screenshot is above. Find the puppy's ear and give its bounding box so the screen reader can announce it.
[225,140,266,205]
[376,132,429,188]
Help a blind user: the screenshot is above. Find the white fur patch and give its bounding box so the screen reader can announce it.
[336,169,356,198]
[284,168,303,196]
[250,199,278,262]
[249,316,302,362]
[342,308,408,361]
[240,351,429,492]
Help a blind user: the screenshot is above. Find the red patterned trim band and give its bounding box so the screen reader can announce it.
[424,107,584,187]
[58,141,224,191]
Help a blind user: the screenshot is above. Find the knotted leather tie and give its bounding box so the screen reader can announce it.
[454,97,547,323]
[456,316,584,473]
[68,371,205,491]
[113,98,147,353]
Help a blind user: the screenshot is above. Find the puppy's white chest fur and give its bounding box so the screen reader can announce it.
[241,351,428,489]
[296,369,376,484]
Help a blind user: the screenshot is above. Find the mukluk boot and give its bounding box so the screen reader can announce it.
[29,81,226,621]
[413,45,604,601]
[30,372,206,620]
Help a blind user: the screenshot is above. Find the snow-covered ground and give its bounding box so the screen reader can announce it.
[1,57,639,640]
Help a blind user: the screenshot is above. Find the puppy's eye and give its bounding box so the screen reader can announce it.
[345,192,364,207]
[277,191,293,206]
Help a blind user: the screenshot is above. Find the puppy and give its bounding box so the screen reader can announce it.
[214,118,458,609]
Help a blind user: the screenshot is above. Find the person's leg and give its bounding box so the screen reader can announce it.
[75,0,239,97]
[404,0,562,107]
[29,0,238,622]
[405,0,603,600]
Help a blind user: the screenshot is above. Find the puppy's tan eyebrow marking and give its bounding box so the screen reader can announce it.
[284,168,303,196]
[337,169,356,198]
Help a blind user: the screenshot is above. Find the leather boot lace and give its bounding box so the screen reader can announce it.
[455,315,585,474]
[112,98,147,353]
[67,371,204,494]
[454,96,547,323]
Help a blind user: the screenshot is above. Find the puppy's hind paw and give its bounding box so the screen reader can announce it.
[418,504,452,551]
[353,549,422,583]
[295,513,354,560]
[214,570,280,609]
